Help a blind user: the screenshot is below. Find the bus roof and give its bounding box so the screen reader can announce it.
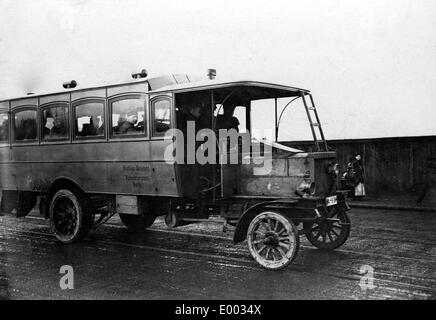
[149,78,310,95]
[0,74,310,104]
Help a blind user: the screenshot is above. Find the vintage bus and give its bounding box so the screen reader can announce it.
[0,70,350,270]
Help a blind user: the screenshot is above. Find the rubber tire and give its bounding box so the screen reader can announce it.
[304,207,351,250]
[49,189,92,244]
[247,211,299,270]
[119,213,156,232]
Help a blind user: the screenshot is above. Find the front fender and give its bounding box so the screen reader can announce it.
[233,199,306,243]
[233,202,271,244]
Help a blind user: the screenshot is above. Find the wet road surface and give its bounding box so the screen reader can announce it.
[0,207,435,300]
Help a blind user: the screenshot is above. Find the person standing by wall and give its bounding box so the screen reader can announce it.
[352,153,365,199]
[341,160,355,198]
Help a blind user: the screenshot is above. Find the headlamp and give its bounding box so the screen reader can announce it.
[296,180,316,197]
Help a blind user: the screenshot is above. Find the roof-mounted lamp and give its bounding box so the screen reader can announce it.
[132,69,148,79]
[207,69,216,80]
[63,80,77,89]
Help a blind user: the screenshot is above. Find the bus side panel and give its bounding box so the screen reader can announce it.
[1,140,179,197]
[0,147,11,190]
[0,162,177,197]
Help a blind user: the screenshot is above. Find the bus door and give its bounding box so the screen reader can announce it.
[219,105,248,198]
[173,91,215,198]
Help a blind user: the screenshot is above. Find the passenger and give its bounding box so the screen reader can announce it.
[23,119,37,140]
[135,119,145,132]
[15,124,25,140]
[42,116,52,138]
[92,115,104,135]
[81,117,98,136]
[113,116,125,134]
[118,111,138,134]
[50,118,67,138]
[179,104,202,134]
[0,122,7,141]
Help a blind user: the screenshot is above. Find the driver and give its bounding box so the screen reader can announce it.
[216,104,239,132]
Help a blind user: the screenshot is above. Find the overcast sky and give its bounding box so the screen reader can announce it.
[0,0,435,140]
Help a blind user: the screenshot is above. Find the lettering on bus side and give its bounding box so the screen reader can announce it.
[122,165,151,188]
[30,178,51,193]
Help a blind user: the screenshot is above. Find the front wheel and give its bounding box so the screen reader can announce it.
[247,211,299,270]
[304,207,351,250]
[49,189,92,243]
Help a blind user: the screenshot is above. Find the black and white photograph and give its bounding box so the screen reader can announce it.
[0,0,435,306]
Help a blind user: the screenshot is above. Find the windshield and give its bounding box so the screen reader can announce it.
[250,97,315,142]
[175,85,317,150]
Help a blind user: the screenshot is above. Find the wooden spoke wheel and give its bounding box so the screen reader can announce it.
[247,211,299,270]
[304,207,351,250]
[49,189,92,243]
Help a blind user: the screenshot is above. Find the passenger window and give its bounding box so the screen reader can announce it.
[14,109,37,141]
[152,98,171,137]
[0,112,9,142]
[111,97,146,137]
[74,102,105,138]
[42,104,69,141]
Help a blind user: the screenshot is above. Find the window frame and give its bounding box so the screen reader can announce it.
[0,108,10,146]
[11,105,39,145]
[108,94,149,140]
[72,98,106,142]
[39,101,70,144]
[150,95,173,138]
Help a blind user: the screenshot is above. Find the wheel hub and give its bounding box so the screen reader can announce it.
[263,231,279,246]
[318,218,335,233]
[53,198,77,235]
[320,222,329,233]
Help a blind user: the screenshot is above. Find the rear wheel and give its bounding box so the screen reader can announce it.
[304,207,351,250]
[49,189,92,243]
[119,213,156,232]
[247,211,299,270]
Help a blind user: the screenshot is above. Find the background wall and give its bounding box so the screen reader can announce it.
[1,0,436,140]
[284,135,436,203]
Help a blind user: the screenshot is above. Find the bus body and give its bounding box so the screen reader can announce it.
[0,73,351,270]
